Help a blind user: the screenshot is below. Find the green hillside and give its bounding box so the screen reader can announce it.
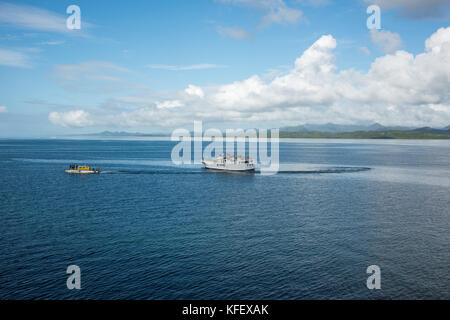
[279,130,450,139]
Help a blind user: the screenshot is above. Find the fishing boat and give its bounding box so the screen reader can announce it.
[202,154,255,172]
[65,164,100,174]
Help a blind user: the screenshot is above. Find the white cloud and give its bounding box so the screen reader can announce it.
[0,48,31,67]
[366,0,450,19]
[147,64,225,71]
[0,106,7,113]
[185,85,205,98]
[294,34,336,73]
[49,110,93,127]
[262,66,290,80]
[217,0,304,26]
[425,27,450,53]
[50,27,450,128]
[370,29,402,54]
[217,26,252,40]
[156,100,184,109]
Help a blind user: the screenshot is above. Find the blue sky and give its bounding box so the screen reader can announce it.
[1,0,450,136]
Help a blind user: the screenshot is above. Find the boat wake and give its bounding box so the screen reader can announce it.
[101,167,371,175]
[101,170,204,175]
[276,167,371,174]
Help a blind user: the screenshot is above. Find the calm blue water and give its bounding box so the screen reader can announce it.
[0,139,449,299]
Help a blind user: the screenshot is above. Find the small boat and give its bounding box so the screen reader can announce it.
[65,164,100,174]
[202,154,255,172]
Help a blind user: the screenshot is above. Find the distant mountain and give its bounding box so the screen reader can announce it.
[279,130,450,139]
[414,127,450,135]
[279,123,450,139]
[281,123,413,133]
[367,123,386,131]
[68,126,450,140]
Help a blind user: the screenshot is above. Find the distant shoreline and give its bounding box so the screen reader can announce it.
[2,129,450,140]
[68,130,450,140]
[278,130,450,139]
[2,136,449,141]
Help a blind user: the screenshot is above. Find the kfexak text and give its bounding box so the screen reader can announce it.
[182,304,269,317]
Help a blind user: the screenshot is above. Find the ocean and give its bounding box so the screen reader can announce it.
[0,138,449,299]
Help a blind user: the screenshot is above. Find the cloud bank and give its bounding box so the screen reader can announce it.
[49,110,93,127]
[49,27,450,128]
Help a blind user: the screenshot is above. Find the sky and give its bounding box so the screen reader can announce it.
[0,0,450,137]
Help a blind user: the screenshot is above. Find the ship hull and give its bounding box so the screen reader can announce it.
[203,166,255,172]
[202,161,255,172]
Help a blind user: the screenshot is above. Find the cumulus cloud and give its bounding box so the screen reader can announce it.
[49,110,93,127]
[294,34,336,73]
[366,0,450,19]
[0,106,7,113]
[217,26,252,40]
[50,27,450,128]
[425,27,450,53]
[185,85,205,98]
[370,29,402,54]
